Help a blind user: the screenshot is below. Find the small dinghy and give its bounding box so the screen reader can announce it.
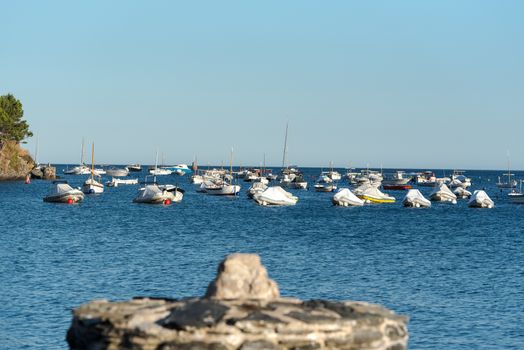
[133,184,184,204]
[247,181,268,198]
[106,177,139,187]
[468,190,494,208]
[332,188,364,206]
[44,181,84,203]
[402,189,431,208]
[253,186,298,206]
[354,183,395,203]
[429,183,457,204]
[453,187,472,199]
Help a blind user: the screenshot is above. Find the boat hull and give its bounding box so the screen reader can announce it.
[357,195,395,204]
[44,193,84,203]
[383,184,412,190]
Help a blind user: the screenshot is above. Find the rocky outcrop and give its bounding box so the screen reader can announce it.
[0,141,34,180]
[31,164,57,180]
[67,254,409,350]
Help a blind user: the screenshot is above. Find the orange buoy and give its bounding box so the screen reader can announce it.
[67,198,74,204]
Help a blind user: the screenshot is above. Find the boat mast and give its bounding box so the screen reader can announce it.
[229,147,233,176]
[34,134,39,165]
[80,138,85,165]
[281,122,288,169]
[91,142,95,181]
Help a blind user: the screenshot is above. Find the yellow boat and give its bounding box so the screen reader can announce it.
[358,195,396,204]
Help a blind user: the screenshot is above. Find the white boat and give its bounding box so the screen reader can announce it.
[468,190,494,208]
[127,164,142,172]
[63,165,91,175]
[354,183,395,203]
[253,186,298,206]
[508,191,524,204]
[402,189,431,208]
[93,168,106,176]
[332,188,364,206]
[429,183,457,204]
[204,148,241,196]
[106,167,129,177]
[82,143,104,194]
[133,184,183,204]
[415,171,438,187]
[63,139,90,175]
[314,174,337,192]
[205,182,241,195]
[247,181,268,198]
[453,187,472,199]
[106,177,139,187]
[448,171,471,188]
[508,180,524,204]
[82,177,104,194]
[190,174,204,184]
[497,155,517,188]
[280,172,308,189]
[44,181,85,203]
[149,168,172,176]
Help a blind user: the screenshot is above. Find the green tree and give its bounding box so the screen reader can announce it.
[0,94,32,144]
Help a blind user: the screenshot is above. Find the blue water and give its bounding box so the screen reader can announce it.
[1,167,523,349]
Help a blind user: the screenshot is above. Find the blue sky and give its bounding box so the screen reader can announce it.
[2,1,523,169]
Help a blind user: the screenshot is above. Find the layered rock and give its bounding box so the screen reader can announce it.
[67,254,409,350]
[0,141,34,180]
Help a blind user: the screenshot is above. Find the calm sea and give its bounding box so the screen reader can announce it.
[0,166,523,349]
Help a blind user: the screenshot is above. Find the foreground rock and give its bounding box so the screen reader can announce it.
[67,254,409,350]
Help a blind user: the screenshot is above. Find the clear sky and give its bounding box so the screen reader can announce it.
[2,0,523,169]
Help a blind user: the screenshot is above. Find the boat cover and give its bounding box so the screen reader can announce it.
[468,190,494,208]
[403,189,431,207]
[430,183,457,200]
[254,186,297,205]
[332,188,364,206]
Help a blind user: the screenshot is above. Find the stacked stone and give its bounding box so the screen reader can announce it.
[67,254,408,350]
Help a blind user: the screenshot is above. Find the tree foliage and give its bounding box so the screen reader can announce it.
[0,94,32,143]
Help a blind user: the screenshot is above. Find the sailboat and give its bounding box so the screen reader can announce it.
[64,139,90,175]
[278,122,308,189]
[205,148,241,195]
[497,154,517,188]
[82,143,104,194]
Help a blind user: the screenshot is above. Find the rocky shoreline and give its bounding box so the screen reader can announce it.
[67,254,409,350]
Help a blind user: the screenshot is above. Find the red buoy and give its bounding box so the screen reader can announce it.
[67,198,74,204]
[164,199,172,205]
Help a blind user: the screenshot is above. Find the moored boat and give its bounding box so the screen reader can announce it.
[127,164,142,172]
[429,183,457,204]
[468,190,494,208]
[453,187,472,199]
[253,186,298,206]
[354,183,395,203]
[44,181,85,203]
[332,188,364,206]
[133,184,183,204]
[106,167,129,177]
[402,189,431,208]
